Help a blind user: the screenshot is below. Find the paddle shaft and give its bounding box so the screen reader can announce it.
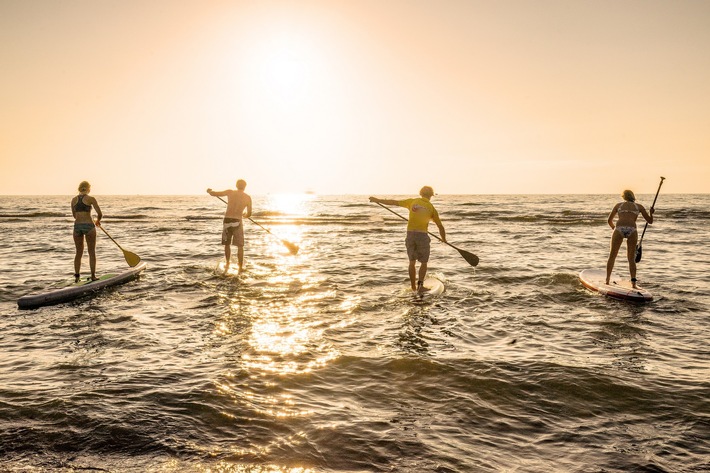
[98,224,124,250]
[215,196,273,235]
[373,201,478,266]
[214,195,299,254]
[374,202,448,245]
[637,176,665,245]
[97,224,142,267]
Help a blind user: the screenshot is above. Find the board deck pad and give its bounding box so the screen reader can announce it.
[63,274,117,288]
[579,269,652,302]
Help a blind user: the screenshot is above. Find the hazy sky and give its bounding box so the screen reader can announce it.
[1,0,708,195]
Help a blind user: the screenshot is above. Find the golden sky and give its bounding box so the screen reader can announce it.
[1,0,708,195]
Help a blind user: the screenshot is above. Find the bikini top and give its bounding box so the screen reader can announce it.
[73,195,92,213]
[617,201,639,216]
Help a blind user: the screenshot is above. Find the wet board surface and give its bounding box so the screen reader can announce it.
[579,268,653,303]
[17,262,147,309]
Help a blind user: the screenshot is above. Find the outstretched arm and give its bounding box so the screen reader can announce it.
[369,196,399,206]
[207,188,229,197]
[92,198,103,225]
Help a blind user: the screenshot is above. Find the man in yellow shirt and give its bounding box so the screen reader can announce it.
[370,186,446,293]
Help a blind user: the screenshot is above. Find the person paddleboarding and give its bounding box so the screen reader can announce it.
[606,189,654,288]
[207,179,252,273]
[370,186,446,293]
[71,181,103,282]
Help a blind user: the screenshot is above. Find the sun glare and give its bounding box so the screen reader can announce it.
[267,193,315,217]
[228,16,352,194]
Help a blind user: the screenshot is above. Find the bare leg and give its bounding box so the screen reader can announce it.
[626,232,638,287]
[237,245,244,273]
[224,244,231,272]
[408,260,417,291]
[86,229,97,280]
[418,262,429,292]
[606,231,623,284]
[73,233,84,281]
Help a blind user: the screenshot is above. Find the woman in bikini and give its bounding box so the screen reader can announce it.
[606,189,654,288]
[71,181,103,282]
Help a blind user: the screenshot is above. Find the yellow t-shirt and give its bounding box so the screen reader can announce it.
[398,198,439,232]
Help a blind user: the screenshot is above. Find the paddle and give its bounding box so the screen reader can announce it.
[373,201,479,267]
[97,224,142,267]
[635,176,665,263]
[214,196,299,255]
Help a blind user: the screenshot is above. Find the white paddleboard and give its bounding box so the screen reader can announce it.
[579,269,653,303]
[410,276,446,299]
[17,262,147,310]
[423,276,445,295]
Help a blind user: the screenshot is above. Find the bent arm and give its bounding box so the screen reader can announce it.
[639,204,653,224]
[244,196,253,219]
[607,204,619,229]
[433,215,446,242]
[92,199,102,224]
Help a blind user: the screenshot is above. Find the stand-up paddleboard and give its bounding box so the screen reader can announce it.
[579,269,652,302]
[17,261,147,310]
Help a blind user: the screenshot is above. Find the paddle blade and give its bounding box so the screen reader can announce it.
[457,248,479,267]
[635,244,642,263]
[124,250,142,267]
[283,240,299,255]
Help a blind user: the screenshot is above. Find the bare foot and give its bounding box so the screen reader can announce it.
[416,281,430,294]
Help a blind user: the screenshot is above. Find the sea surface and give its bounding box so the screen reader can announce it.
[0,194,708,473]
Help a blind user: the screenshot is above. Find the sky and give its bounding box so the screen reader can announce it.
[1,0,709,195]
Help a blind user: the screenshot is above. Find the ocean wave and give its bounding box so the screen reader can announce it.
[106,215,151,220]
[0,212,66,218]
[184,215,219,221]
[661,209,710,219]
[253,210,290,217]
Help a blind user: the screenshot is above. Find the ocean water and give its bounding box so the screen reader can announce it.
[0,194,708,473]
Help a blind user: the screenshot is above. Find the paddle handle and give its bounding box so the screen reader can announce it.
[648,176,665,211]
[638,176,665,243]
